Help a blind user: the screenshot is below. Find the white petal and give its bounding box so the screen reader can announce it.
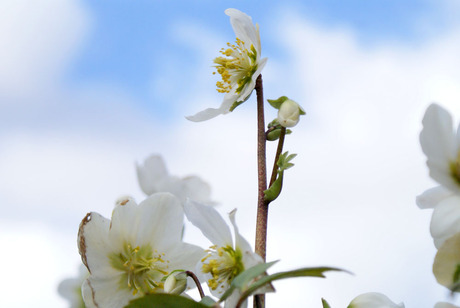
[225,9,260,54]
[186,106,228,122]
[109,199,140,250]
[164,242,205,272]
[348,292,404,308]
[78,212,118,277]
[135,192,184,248]
[224,289,247,308]
[416,186,454,209]
[136,155,169,195]
[182,175,213,204]
[433,232,460,289]
[430,196,460,248]
[184,199,233,247]
[420,103,456,162]
[82,276,134,308]
[435,303,460,308]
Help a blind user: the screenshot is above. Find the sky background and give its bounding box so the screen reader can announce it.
[2,0,460,307]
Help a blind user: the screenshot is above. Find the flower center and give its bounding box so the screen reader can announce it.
[109,243,169,295]
[450,151,460,184]
[201,245,244,292]
[213,38,258,94]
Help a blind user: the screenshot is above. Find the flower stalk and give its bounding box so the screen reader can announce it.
[185,271,205,299]
[254,74,267,308]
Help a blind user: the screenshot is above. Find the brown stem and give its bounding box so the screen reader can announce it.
[268,126,286,188]
[254,74,267,308]
[185,271,205,299]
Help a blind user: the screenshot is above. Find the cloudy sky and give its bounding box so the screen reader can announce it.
[2,0,460,307]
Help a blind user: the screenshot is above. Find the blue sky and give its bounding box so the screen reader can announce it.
[2,0,460,307]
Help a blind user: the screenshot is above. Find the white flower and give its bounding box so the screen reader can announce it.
[418,104,460,248]
[420,103,460,194]
[78,193,204,308]
[433,231,460,291]
[58,264,88,308]
[136,154,214,205]
[348,292,404,308]
[187,8,268,122]
[184,200,266,307]
[435,302,460,308]
[277,99,304,128]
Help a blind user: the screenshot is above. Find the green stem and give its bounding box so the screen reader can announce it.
[254,74,267,308]
[268,127,286,188]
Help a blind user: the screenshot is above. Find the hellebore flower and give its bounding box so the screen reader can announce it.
[348,292,404,308]
[184,200,266,307]
[78,193,204,308]
[418,104,460,248]
[420,103,460,195]
[187,8,267,122]
[136,154,214,205]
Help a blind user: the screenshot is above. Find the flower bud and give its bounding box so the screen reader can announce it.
[164,271,187,295]
[277,99,302,128]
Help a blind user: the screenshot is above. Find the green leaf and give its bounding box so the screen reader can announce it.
[322,298,332,308]
[200,296,219,307]
[125,293,209,308]
[238,267,347,304]
[219,261,278,302]
[267,96,288,109]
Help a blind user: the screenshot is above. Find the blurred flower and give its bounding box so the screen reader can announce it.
[433,231,460,291]
[420,103,460,195]
[184,200,265,307]
[78,193,204,308]
[136,154,214,205]
[348,292,404,308]
[418,104,460,248]
[187,8,267,122]
[58,264,88,308]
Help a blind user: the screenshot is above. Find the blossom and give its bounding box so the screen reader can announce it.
[418,104,460,248]
[433,231,460,291]
[58,264,88,308]
[347,292,404,308]
[78,193,204,308]
[277,99,304,128]
[419,103,460,195]
[187,8,268,122]
[184,200,266,307]
[136,154,214,205]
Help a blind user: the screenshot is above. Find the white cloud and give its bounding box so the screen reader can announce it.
[0,0,90,101]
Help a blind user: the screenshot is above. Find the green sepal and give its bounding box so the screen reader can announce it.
[322,298,332,308]
[219,261,278,302]
[125,293,209,308]
[267,129,282,141]
[267,96,289,110]
[236,267,347,305]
